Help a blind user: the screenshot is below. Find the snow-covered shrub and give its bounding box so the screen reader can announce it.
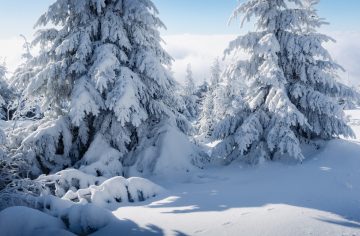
[62,176,164,208]
[56,203,113,235]
[1,175,163,234]
[38,169,106,198]
[1,198,120,236]
[1,196,115,235]
[0,128,48,210]
[0,177,48,211]
[34,196,114,235]
[212,0,355,164]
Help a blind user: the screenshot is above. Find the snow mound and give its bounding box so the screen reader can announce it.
[79,134,124,178]
[58,204,113,235]
[63,176,164,209]
[0,206,75,236]
[132,124,208,179]
[37,196,115,235]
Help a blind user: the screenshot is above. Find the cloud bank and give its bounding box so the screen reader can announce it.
[163,34,235,85]
[324,31,360,86]
[0,37,24,73]
[1,32,359,86]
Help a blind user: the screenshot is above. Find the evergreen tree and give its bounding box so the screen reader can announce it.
[0,61,13,121]
[0,62,7,120]
[212,0,354,163]
[11,35,35,93]
[182,63,198,119]
[17,0,193,188]
[194,79,209,108]
[210,58,221,87]
[199,58,222,137]
[185,63,196,96]
[10,35,43,120]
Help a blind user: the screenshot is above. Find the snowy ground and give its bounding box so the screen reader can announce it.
[95,109,360,236]
[1,110,360,236]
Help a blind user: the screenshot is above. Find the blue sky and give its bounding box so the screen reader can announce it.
[0,0,359,39]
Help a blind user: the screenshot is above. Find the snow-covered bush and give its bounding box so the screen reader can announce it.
[38,169,106,197]
[0,128,47,210]
[53,203,113,235]
[1,197,115,235]
[1,175,163,233]
[0,177,48,211]
[212,0,355,164]
[62,176,164,208]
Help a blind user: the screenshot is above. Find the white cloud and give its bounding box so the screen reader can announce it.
[0,37,24,73]
[324,31,360,86]
[1,32,359,86]
[163,34,236,85]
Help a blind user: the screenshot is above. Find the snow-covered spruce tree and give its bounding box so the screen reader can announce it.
[0,61,13,121]
[11,35,36,93]
[212,0,354,163]
[10,35,43,120]
[182,63,198,119]
[185,63,196,96]
[17,0,199,193]
[210,58,221,87]
[194,79,209,102]
[199,58,222,137]
[0,62,7,120]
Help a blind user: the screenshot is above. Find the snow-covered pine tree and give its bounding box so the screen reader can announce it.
[10,35,43,120]
[185,63,196,96]
[212,0,354,163]
[0,62,7,120]
[199,58,222,137]
[194,79,209,102]
[182,63,198,119]
[210,58,221,87]
[11,35,35,93]
[0,61,13,121]
[17,0,196,189]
